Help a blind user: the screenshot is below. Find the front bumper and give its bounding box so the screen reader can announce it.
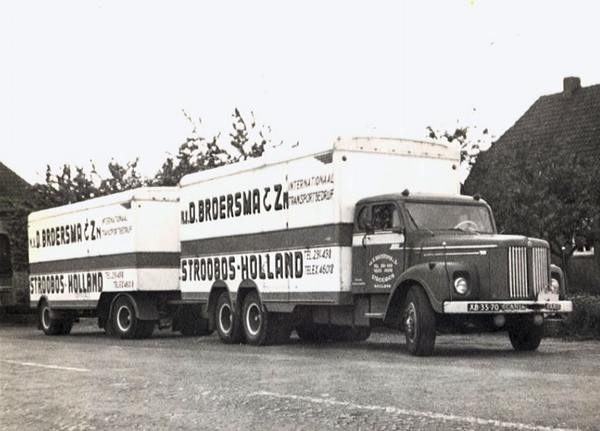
[443,300,572,314]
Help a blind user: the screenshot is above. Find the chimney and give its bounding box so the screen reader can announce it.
[563,76,581,97]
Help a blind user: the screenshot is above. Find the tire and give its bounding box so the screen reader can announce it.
[103,318,115,336]
[242,291,281,346]
[508,316,543,351]
[111,296,150,339]
[39,302,64,336]
[404,286,437,356]
[215,292,244,344]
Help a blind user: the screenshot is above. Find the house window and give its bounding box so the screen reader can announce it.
[573,238,595,256]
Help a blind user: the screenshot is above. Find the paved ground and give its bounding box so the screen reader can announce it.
[0,320,599,430]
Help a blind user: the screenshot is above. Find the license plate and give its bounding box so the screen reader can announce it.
[467,303,528,312]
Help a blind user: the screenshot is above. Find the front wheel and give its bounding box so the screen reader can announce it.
[508,316,543,351]
[404,287,437,356]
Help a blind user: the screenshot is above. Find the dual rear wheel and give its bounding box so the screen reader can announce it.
[215,291,292,346]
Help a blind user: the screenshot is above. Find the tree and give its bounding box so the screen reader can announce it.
[464,144,600,260]
[427,123,493,167]
[96,159,145,196]
[152,108,276,186]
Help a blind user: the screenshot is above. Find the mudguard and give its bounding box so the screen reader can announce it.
[387,261,480,314]
[550,264,566,298]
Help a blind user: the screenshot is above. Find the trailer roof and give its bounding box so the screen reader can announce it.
[28,187,179,222]
[180,136,459,187]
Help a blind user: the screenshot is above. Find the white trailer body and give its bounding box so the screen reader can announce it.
[178,137,460,308]
[29,188,182,337]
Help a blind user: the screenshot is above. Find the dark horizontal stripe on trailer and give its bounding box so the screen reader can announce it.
[30,252,180,275]
[181,223,354,257]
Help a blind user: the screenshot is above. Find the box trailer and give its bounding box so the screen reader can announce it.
[28,187,207,338]
[179,137,571,354]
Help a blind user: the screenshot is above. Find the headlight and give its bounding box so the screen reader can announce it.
[550,278,560,293]
[454,277,469,295]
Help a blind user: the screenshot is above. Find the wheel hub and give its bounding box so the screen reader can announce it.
[116,306,132,332]
[219,304,232,333]
[42,307,51,329]
[405,303,416,340]
[246,304,261,336]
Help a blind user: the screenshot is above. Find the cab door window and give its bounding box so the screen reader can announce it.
[372,204,401,231]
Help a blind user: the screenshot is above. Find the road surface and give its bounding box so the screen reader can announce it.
[1,321,598,430]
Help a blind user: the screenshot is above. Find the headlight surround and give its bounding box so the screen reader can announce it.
[550,277,560,293]
[454,276,469,295]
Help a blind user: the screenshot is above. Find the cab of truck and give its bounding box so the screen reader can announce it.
[352,191,571,355]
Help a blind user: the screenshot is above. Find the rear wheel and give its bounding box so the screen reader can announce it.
[39,301,66,336]
[404,286,436,356]
[508,316,543,351]
[111,296,152,339]
[242,291,283,346]
[215,292,244,344]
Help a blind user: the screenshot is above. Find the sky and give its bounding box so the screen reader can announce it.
[2,0,600,185]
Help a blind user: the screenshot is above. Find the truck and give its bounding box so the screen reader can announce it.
[177,137,572,355]
[29,137,572,355]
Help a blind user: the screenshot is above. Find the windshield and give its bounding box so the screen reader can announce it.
[405,202,495,233]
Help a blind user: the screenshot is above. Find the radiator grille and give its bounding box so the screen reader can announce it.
[509,247,528,298]
[532,247,549,295]
[508,246,549,298]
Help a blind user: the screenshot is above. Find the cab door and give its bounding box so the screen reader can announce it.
[351,202,405,293]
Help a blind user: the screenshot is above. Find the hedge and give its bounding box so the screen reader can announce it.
[558,293,600,339]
